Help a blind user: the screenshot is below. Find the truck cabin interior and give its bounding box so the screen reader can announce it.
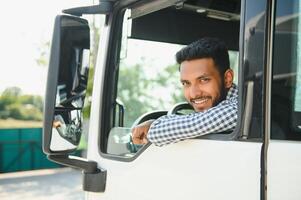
[129,0,241,50]
[103,0,243,155]
[106,0,242,147]
[105,0,301,156]
[128,0,301,140]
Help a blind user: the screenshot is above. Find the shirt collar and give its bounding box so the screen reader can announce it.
[226,83,238,100]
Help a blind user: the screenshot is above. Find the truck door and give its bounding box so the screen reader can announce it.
[87,0,267,199]
[268,0,301,199]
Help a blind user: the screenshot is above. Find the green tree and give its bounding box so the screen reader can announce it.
[154,64,185,104]
[20,105,43,121]
[117,62,185,126]
[19,95,43,112]
[0,87,43,121]
[2,87,22,97]
[118,64,155,126]
[6,103,22,119]
[0,87,22,119]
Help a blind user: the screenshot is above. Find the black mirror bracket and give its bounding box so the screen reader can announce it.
[63,1,113,16]
[48,155,106,192]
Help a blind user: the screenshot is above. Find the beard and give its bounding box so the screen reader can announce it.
[213,81,228,107]
[188,82,228,112]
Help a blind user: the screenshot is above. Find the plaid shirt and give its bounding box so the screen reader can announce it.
[147,84,238,146]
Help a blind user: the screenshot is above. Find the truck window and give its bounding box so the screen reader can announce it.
[105,1,241,158]
[271,0,301,140]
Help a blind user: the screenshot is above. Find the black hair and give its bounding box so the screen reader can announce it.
[176,37,230,76]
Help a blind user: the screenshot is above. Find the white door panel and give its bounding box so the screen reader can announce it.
[87,139,262,200]
[267,140,301,200]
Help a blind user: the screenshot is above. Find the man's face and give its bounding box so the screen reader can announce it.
[180,58,230,112]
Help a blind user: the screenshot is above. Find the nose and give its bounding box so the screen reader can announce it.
[189,84,202,99]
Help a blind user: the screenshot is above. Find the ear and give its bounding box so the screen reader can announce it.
[224,69,234,89]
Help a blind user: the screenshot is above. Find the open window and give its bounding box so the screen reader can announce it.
[101,0,241,160]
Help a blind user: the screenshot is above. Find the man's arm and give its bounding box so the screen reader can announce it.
[131,119,155,145]
[147,97,238,146]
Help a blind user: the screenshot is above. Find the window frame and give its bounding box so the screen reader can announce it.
[98,0,264,162]
[270,0,301,141]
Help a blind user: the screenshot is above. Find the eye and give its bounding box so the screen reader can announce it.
[199,77,210,83]
[181,81,190,87]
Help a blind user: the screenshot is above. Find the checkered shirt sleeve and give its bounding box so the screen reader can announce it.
[147,84,238,147]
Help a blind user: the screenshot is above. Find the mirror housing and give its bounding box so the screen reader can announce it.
[43,14,107,193]
[43,15,90,155]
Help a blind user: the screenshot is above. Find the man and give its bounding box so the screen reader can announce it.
[132,38,238,147]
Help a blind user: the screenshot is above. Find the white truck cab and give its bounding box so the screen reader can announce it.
[43,0,301,199]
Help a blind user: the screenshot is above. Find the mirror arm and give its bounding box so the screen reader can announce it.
[63,1,113,16]
[48,155,107,192]
[48,154,97,172]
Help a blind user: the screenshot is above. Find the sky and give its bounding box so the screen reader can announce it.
[0,0,180,97]
[0,0,93,96]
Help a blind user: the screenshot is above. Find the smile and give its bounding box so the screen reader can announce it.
[191,97,210,105]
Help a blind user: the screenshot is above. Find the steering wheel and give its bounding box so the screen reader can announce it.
[127,110,168,153]
[168,102,193,115]
[131,110,168,127]
[128,104,193,152]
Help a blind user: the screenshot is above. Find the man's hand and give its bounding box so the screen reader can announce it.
[131,119,155,145]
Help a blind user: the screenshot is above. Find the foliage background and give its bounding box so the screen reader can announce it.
[0,87,43,121]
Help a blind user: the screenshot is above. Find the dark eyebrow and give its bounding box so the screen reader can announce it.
[180,79,189,83]
[196,74,211,80]
[180,74,211,83]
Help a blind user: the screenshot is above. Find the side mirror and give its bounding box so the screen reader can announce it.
[42,14,107,193]
[43,15,90,154]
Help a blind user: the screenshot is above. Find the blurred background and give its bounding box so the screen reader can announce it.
[0,0,103,199]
